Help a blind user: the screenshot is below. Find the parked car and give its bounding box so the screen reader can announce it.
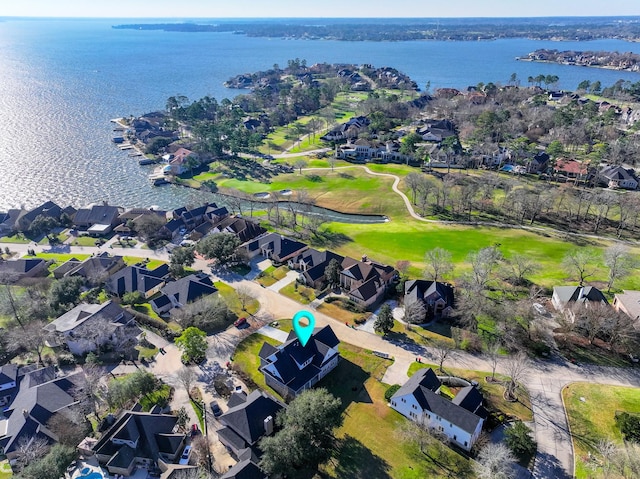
[210,401,222,417]
[190,424,200,437]
[234,317,247,328]
[179,445,192,465]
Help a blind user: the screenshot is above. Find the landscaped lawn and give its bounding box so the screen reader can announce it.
[38,233,69,245]
[122,257,166,270]
[231,333,282,396]
[279,282,316,304]
[35,252,90,264]
[0,459,12,479]
[386,320,454,346]
[214,281,260,316]
[320,343,472,479]
[407,362,533,422]
[317,300,370,324]
[232,335,473,478]
[256,265,289,287]
[0,234,30,244]
[563,382,640,478]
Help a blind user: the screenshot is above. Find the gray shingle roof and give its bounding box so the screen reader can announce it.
[218,390,284,446]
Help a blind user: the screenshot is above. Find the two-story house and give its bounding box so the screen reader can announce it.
[259,325,340,398]
[390,368,486,452]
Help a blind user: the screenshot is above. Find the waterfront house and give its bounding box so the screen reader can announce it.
[404,279,455,320]
[93,407,189,477]
[259,325,340,398]
[44,300,141,356]
[150,273,217,315]
[106,263,170,298]
[73,203,122,235]
[0,258,47,282]
[0,366,82,465]
[217,390,285,458]
[390,368,486,452]
[167,148,199,175]
[15,201,63,233]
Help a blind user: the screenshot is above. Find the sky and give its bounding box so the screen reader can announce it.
[2,0,639,18]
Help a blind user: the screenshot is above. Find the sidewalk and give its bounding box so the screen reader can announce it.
[267,270,298,292]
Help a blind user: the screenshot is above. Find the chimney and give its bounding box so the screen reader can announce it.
[264,415,274,436]
[577,287,585,301]
[22,409,29,419]
[361,254,368,263]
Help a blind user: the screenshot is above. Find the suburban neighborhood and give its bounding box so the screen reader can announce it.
[1,33,640,479]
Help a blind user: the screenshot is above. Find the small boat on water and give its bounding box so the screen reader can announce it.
[138,158,157,165]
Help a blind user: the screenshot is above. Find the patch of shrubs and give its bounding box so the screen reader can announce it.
[384,384,401,402]
[615,411,640,443]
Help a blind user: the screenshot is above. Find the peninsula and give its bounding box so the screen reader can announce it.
[520,48,640,72]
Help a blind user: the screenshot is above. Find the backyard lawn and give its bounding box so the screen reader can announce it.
[279,281,316,304]
[563,382,640,478]
[231,333,282,395]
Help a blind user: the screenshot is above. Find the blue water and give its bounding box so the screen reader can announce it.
[0,18,639,210]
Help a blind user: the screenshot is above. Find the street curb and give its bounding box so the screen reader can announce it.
[560,383,576,479]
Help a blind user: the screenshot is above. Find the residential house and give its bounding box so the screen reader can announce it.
[14,201,63,233]
[553,158,588,183]
[198,215,265,244]
[52,252,125,285]
[551,285,608,319]
[613,290,640,322]
[288,248,345,289]
[220,449,266,479]
[73,203,122,235]
[259,325,340,398]
[340,255,396,309]
[0,366,82,464]
[93,407,189,477]
[0,209,24,235]
[336,139,414,164]
[118,208,168,225]
[244,233,308,263]
[417,119,456,143]
[106,263,170,298]
[597,165,638,190]
[217,390,285,459]
[158,219,185,242]
[166,148,199,175]
[320,116,370,142]
[390,368,486,452]
[528,152,550,174]
[44,301,141,356]
[150,273,217,315]
[404,280,455,320]
[0,364,18,408]
[0,258,47,282]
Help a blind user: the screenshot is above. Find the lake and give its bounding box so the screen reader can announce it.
[0,18,639,210]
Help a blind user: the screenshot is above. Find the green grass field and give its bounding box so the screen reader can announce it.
[563,382,640,478]
[214,281,260,316]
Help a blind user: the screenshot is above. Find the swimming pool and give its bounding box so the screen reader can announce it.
[77,468,105,479]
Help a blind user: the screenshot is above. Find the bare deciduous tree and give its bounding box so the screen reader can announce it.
[603,244,635,293]
[176,367,197,398]
[505,253,540,286]
[485,341,502,380]
[432,341,453,373]
[8,320,48,365]
[466,246,503,293]
[235,285,256,312]
[16,435,50,468]
[562,249,599,286]
[474,443,517,479]
[404,300,426,324]
[503,352,530,400]
[423,247,453,282]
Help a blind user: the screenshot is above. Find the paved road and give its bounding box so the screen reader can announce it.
[11,241,640,478]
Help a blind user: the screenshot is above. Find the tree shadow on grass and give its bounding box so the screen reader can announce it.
[331,434,391,479]
[316,359,372,412]
[309,230,351,249]
[407,439,474,479]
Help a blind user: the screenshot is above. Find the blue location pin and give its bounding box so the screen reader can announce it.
[292,310,315,347]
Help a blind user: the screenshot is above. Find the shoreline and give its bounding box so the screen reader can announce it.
[517,57,640,73]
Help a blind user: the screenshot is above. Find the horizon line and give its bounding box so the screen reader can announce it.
[2,15,640,20]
